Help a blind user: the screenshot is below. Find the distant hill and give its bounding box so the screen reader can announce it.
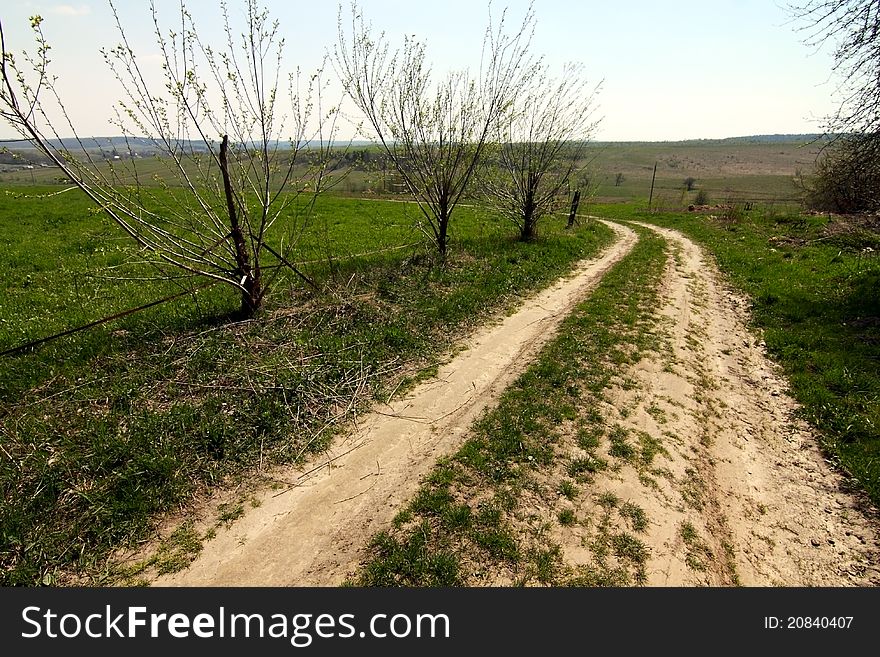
[0,136,208,152]
[0,137,376,152]
[1,134,825,152]
[592,134,825,147]
[705,134,825,144]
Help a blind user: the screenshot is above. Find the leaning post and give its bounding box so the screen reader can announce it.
[567,189,581,229]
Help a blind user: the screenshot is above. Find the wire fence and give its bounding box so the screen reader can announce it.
[0,282,218,358]
[1,240,427,358]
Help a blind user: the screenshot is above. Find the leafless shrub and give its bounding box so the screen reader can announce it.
[0,0,342,317]
[482,62,601,241]
[334,1,536,255]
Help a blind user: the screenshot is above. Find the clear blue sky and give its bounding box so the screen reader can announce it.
[0,0,839,141]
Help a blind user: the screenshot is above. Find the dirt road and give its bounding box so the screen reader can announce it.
[152,220,879,587]
[154,221,638,586]
[586,222,879,585]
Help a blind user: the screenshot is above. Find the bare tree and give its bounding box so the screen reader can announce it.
[334,2,536,255]
[789,0,880,212]
[483,62,600,241]
[789,0,880,143]
[0,0,339,318]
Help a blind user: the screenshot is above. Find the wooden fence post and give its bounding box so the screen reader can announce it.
[567,189,581,228]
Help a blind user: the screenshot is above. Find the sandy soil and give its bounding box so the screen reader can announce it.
[153,221,637,586]
[577,223,880,585]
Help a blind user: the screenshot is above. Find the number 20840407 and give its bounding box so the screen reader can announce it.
[764,617,853,629]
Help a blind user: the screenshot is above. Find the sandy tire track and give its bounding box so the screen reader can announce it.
[592,222,880,585]
[152,221,637,586]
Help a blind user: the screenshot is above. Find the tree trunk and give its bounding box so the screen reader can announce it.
[521,193,537,241]
[438,215,449,257]
[219,135,261,317]
[520,212,536,241]
[437,196,450,256]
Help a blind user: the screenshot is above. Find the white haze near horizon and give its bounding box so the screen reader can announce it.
[0,0,840,143]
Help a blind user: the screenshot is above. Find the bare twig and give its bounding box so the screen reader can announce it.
[271,440,369,497]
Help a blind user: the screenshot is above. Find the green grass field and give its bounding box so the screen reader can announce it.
[581,138,820,206]
[1,137,820,203]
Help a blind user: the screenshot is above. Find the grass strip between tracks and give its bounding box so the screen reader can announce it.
[353,223,669,586]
